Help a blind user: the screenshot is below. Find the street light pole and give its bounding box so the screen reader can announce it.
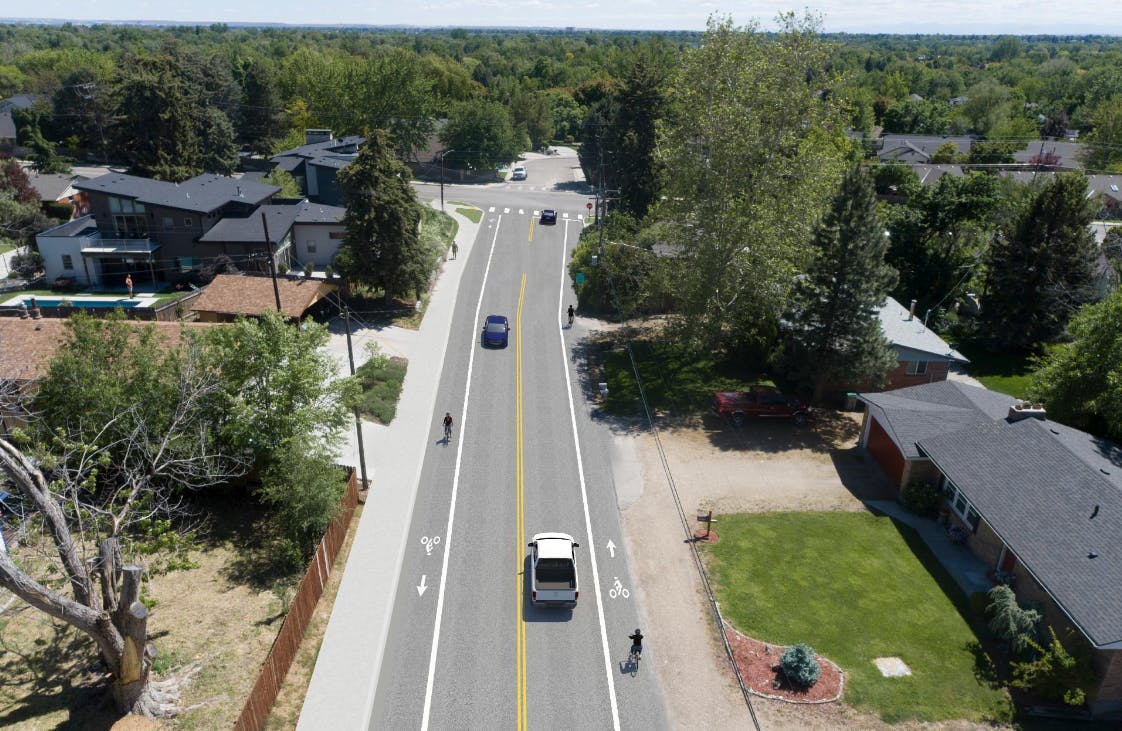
[440,149,455,212]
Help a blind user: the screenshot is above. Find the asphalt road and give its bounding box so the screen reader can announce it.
[372,155,668,729]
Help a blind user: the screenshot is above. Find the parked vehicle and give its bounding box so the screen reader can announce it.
[511,166,527,180]
[714,385,809,427]
[527,532,580,607]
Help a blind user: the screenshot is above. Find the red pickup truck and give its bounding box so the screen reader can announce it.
[714,386,809,427]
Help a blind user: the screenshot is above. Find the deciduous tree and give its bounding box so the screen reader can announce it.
[656,14,850,353]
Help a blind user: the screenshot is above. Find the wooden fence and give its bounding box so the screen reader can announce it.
[233,467,361,731]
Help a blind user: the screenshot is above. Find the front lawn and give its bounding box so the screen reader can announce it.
[599,337,772,416]
[955,340,1044,399]
[703,511,1013,724]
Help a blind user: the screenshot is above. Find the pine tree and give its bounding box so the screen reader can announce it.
[777,166,899,403]
[337,129,431,304]
[982,173,1098,349]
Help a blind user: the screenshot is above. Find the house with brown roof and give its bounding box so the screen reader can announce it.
[189,273,337,322]
[0,317,215,430]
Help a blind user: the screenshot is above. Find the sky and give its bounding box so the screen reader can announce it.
[6,0,1122,35]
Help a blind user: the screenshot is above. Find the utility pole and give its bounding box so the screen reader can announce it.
[260,211,282,312]
[343,305,370,492]
[439,149,455,212]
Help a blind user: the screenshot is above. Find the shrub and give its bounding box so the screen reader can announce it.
[303,261,314,277]
[1011,626,1097,707]
[780,642,821,687]
[986,585,1041,656]
[901,479,943,517]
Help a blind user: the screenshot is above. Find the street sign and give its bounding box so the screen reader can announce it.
[586,202,593,211]
[575,272,585,286]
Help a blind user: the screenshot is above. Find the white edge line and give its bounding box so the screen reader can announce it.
[558,218,621,731]
[420,215,504,729]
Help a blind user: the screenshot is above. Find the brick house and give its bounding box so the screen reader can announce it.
[876,296,968,390]
[858,380,1122,716]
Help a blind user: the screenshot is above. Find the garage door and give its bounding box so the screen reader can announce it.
[866,416,905,487]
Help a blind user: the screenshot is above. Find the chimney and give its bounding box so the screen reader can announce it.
[1007,401,1046,422]
[908,299,917,321]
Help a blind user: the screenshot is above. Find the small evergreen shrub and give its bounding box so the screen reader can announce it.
[986,585,1041,656]
[901,480,943,517]
[303,261,314,276]
[1012,627,1097,707]
[780,642,821,687]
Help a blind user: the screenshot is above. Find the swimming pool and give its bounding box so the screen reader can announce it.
[4,296,145,309]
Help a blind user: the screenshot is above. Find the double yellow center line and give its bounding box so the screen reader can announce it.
[514,273,528,730]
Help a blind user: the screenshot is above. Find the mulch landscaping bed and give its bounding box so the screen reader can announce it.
[723,621,844,704]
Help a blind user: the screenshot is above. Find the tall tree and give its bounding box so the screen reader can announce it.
[1029,289,1122,443]
[439,100,520,170]
[6,316,245,715]
[237,57,285,155]
[776,166,899,402]
[1078,95,1122,172]
[113,44,239,181]
[607,54,668,219]
[337,128,432,303]
[656,14,850,353]
[982,173,1098,348]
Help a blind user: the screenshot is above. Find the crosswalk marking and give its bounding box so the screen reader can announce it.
[489,206,496,213]
[504,208,510,214]
[519,209,525,215]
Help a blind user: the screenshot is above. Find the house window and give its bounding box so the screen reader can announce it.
[306,241,317,253]
[163,216,174,230]
[944,478,981,532]
[329,231,345,240]
[178,257,193,272]
[61,254,73,270]
[183,218,192,227]
[907,361,928,375]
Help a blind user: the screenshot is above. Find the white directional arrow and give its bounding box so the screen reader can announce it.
[606,540,616,558]
[416,574,429,597]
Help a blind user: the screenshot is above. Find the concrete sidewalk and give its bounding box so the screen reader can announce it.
[298,203,483,729]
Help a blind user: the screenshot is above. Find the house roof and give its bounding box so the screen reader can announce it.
[272,135,364,163]
[27,172,86,202]
[878,135,976,163]
[198,203,301,245]
[308,154,356,171]
[293,201,345,224]
[919,417,1122,648]
[0,318,215,383]
[36,214,99,239]
[189,274,337,319]
[877,297,968,363]
[859,380,1013,459]
[1013,141,1081,167]
[76,173,279,214]
[914,164,964,186]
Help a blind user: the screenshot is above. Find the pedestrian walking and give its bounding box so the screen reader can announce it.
[450,242,459,260]
[125,274,134,298]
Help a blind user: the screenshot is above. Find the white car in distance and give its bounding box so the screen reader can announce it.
[511,165,527,181]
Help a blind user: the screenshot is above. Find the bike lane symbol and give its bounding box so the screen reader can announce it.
[421,535,441,555]
[609,576,630,599]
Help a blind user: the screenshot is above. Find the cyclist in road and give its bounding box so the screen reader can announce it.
[567,304,575,327]
[629,628,644,655]
[442,412,453,440]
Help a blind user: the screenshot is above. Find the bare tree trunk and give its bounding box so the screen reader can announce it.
[111,566,152,713]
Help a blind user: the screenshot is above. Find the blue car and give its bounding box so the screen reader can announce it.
[482,314,510,347]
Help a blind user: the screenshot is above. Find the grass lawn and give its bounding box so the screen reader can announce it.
[599,337,772,416]
[703,511,1013,724]
[955,340,1044,399]
[353,354,408,424]
[452,205,482,223]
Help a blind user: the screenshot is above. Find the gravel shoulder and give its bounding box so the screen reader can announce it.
[616,411,991,730]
